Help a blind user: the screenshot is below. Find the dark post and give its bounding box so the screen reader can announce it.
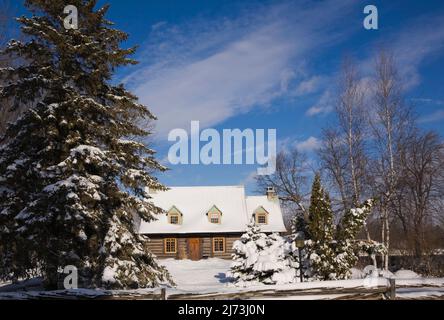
[389,278,396,300]
[295,237,305,283]
[298,248,303,283]
[160,288,166,300]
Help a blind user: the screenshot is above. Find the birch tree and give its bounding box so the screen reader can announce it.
[319,58,377,267]
[368,50,414,270]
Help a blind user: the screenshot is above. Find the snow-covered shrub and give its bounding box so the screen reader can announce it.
[333,199,375,279]
[227,221,295,286]
[350,268,365,279]
[379,269,395,278]
[302,240,338,280]
[357,239,387,267]
[394,269,420,279]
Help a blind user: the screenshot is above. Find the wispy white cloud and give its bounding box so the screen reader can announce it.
[294,75,325,96]
[390,15,444,88]
[295,136,322,152]
[124,0,358,138]
[356,12,444,90]
[305,9,444,119]
[411,98,444,106]
[306,90,333,116]
[151,21,168,31]
[419,110,444,124]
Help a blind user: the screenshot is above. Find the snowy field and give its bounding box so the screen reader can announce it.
[0,258,443,300]
[160,258,444,299]
[161,258,233,292]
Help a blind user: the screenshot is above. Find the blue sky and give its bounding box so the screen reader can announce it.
[13,0,444,193]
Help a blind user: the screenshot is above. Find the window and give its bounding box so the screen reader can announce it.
[254,206,269,225]
[167,206,182,225]
[164,238,177,254]
[169,214,179,225]
[213,237,225,253]
[256,213,267,224]
[210,213,220,224]
[207,205,222,224]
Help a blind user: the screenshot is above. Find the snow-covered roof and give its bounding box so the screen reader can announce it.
[138,186,287,234]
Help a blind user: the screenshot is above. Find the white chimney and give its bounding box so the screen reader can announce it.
[266,187,277,201]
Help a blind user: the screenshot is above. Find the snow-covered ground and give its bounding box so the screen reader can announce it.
[160,258,444,299]
[1,258,443,299]
[160,258,233,292]
[397,287,444,299]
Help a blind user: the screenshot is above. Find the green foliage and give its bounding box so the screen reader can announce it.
[305,173,337,280]
[308,173,334,242]
[332,200,375,278]
[292,174,376,280]
[0,0,170,289]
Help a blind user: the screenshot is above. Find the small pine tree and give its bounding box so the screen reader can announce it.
[307,173,334,242]
[0,1,170,289]
[228,220,268,285]
[334,199,375,279]
[306,173,337,280]
[228,220,295,286]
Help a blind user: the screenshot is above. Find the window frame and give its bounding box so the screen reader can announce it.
[167,206,182,225]
[207,205,222,224]
[254,206,269,225]
[209,212,221,224]
[164,238,177,254]
[169,213,180,225]
[212,237,225,253]
[256,213,268,225]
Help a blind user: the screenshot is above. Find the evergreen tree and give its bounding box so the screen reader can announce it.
[228,220,295,286]
[307,173,334,242]
[334,199,375,279]
[306,173,337,280]
[289,174,379,281]
[0,0,170,289]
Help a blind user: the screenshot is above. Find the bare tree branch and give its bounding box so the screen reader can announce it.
[256,149,311,220]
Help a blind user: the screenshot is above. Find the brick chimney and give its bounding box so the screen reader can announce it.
[266,186,277,201]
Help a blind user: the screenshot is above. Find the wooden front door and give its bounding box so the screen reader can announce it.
[188,238,201,260]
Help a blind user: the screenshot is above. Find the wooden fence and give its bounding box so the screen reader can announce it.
[166,279,396,300]
[0,279,397,300]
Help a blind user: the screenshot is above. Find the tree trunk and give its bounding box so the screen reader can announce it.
[381,214,386,269]
[44,265,59,290]
[380,206,390,270]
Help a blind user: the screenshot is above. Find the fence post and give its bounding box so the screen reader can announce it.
[160,288,166,300]
[388,278,396,300]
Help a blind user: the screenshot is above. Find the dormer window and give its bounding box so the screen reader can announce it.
[254,206,269,225]
[257,213,267,224]
[167,206,183,225]
[207,205,222,224]
[210,213,220,224]
[170,214,180,224]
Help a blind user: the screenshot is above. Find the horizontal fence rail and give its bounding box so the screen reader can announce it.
[0,278,406,300]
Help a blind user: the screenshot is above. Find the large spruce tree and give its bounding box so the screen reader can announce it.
[0,0,170,289]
